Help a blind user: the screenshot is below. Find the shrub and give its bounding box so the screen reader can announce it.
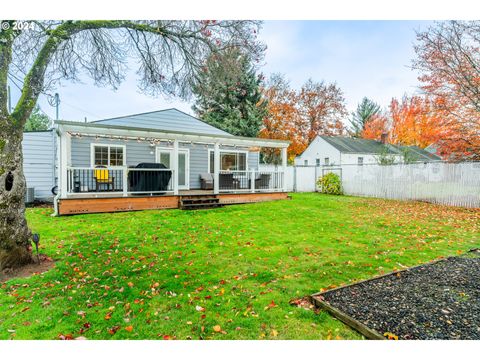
[316,172,343,195]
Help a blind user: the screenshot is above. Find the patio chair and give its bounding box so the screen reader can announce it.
[219,173,239,190]
[94,166,115,192]
[199,173,214,190]
[249,173,271,190]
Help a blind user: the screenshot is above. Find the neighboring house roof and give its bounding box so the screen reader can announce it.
[390,144,442,162]
[91,108,232,137]
[319,136,395,154]
[313,136,442,162]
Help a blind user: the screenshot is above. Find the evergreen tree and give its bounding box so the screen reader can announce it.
[24,106,51,131]
[192,48,267,137]
[350,97,381,137]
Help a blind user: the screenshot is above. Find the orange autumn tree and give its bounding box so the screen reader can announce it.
[361,113,389,141]
[389,95,447,148]
[259,75,306,163]
[362,95,453,153]
[260,75,347,162]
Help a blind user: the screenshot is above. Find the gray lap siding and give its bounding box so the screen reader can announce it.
[70,137,259,190]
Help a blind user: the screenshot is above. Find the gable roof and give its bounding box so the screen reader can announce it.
[92,108,232,137]
[319,136,393,154]
[318,136,441,161]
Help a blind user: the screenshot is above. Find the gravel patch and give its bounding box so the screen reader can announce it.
[314,250,480,340]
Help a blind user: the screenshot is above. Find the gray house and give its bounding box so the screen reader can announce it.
[22,130,57,201]
[25,108,289,215]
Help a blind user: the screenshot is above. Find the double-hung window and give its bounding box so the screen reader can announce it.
[92,144,125,167]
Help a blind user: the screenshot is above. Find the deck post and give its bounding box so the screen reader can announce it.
[59,129,71,198]
[213,142,220,194]
[250,169,255,193]
[122,167,128,197]
[281,147,287,192]
[173,139,179,195]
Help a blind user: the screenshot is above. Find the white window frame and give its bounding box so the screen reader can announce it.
[358,157,364,166]
[316,158,320,166]
[324,157,330,166]
[207,149,249,173]
[90,143,126,168]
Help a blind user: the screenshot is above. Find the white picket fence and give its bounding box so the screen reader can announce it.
[259,162,480,208]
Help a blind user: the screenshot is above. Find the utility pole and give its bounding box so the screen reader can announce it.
[55,93,60,120]
[48,92,60,120]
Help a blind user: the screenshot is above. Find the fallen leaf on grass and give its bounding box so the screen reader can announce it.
[125,325,133,332]
[108,326,120,335]
[213,325,222,332]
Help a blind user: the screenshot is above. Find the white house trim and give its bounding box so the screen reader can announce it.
[89,143,127,168]
[155,146,190,190]
[207,148,249,173]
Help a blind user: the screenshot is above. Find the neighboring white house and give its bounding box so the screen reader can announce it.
[294,135,442,166]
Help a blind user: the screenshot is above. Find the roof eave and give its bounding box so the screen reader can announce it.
[54,120,290,148]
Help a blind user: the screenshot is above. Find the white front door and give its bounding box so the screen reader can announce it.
[156,147,190,190]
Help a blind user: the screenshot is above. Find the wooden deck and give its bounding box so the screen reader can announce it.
[57,192,289,215]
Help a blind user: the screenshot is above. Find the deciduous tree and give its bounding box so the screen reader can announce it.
[361,113,388,141]
[259,74,303,163]
[260,75,347,162]
[413,20,480,159]
[24,105,50,131]
[0,20,263,270]
[297,79,347,142]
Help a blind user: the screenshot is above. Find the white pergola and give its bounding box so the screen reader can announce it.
[55,121,290,196]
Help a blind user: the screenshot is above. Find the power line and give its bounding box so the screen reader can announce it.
[7,70,102,121]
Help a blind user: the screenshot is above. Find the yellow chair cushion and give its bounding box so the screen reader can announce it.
[94,169,111,182]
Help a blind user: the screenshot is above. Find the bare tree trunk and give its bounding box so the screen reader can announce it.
[0,121,33,270]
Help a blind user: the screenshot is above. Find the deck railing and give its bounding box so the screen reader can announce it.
[65,167,284,197]
[218,170,284,193]
[66,167,174,196]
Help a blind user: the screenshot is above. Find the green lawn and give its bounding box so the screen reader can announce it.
[1,193,479,340]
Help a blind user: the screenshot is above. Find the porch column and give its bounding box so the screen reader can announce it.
[172,140,179,195]
[59,130,71,198]
[281,147,288,192]
[213,142,220,194]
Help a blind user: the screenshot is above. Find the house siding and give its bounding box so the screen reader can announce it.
[295,137,341,166]
[22,130,56,201]
[70,137,259,190]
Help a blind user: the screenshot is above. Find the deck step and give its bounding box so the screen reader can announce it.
[179,195,222,210]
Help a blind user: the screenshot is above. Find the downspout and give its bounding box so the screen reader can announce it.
[51,126,61,216]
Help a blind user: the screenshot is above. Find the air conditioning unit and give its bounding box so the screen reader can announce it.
[25,187,35,204]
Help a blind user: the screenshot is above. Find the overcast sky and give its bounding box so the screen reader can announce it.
[9,20,432,124]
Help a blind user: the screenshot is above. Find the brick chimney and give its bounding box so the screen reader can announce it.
[380,133,388,145]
